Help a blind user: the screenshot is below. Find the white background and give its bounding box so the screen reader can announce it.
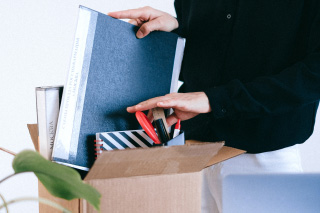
[0,0,319,212]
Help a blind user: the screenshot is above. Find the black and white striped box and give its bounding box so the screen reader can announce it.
[95,130,185,159]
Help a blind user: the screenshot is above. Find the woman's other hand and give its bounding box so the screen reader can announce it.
[127,92,212,126]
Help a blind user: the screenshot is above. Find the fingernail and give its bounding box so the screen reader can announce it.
[136,31,143,38]
[158,102,164,106]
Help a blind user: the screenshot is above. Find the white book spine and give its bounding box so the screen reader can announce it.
[170,37,186,94]
[168,37,186,120]
[52,7,92,160]
[36,87,62,160]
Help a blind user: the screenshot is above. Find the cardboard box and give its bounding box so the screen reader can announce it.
[28,124,245,213]
[28,124,81,213]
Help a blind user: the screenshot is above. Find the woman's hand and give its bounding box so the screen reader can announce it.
[127,92,212,126]
[108,6,179,39]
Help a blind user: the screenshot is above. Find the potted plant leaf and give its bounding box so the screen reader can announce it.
[0,148,101,212]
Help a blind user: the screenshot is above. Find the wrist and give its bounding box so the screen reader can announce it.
[198,92,212,113]
[173,17,179,30]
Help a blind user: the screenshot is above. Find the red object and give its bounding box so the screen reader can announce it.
[175,119,181,130]
[135,111,161,144]
[94,139,103,159]
[172,119,181,138]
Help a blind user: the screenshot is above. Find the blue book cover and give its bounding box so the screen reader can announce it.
[52,6,185,170]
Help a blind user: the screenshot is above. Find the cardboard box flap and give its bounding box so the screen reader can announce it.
[85,142,224,180]
[205,146,246,167]
[185,140,246,168]
[27,124,39,151]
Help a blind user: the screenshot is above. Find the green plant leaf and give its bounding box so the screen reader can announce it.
[12,150,101,210]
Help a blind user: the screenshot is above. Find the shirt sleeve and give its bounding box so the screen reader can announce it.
[204,9,320,120]
[172,0,183,36]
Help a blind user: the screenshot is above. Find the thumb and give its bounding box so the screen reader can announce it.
[136,19,162,38]
[166,113,179,127]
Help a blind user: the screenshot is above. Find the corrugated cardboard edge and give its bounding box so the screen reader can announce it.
[27,124,81,213]
[186,140,246,167]
[205,146,246,167]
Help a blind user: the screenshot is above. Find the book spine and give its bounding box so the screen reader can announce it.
[170,37,186,94]
[53,7,96,161]
[168,37,186,126]
[36,87,63,160]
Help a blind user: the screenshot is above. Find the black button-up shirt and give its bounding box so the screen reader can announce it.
[174,0,320,153]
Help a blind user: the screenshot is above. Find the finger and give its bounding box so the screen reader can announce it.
[128,19,139,26]
[108,8,149,20]
[166,113,179,127]
[127,102,158,113]
[127,96,171,112]
[157,98,185,110]
[127,105,139,113]
[136,18,163,38]
[147,110,154,122]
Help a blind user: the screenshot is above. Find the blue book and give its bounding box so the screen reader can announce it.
[52,6,185,171]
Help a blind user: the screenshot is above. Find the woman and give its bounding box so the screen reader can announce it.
[109,1,320,212]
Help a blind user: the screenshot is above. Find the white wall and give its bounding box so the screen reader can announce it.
[0,0,319,212]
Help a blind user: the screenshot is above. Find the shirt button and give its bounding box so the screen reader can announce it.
[227,14,232,19]
[221,108,227,113]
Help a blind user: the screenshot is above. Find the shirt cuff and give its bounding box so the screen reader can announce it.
[203,86,235,119]
[171,18,183,36]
